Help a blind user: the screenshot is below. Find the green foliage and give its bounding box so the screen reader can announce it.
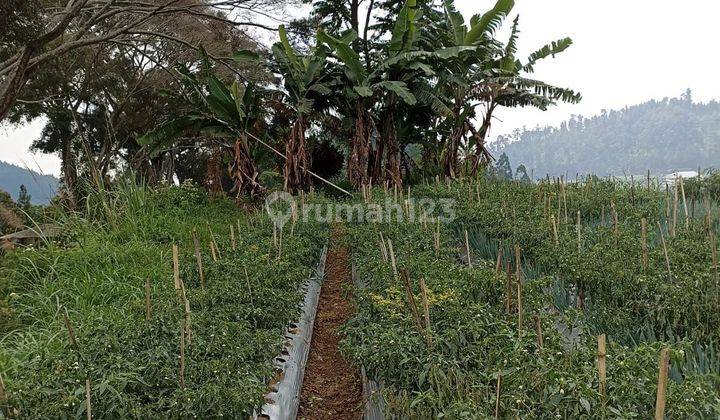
[0,182,327,417]
[342,178,720,417]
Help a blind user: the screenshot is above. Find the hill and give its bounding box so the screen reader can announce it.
[491,90,720,178]
[0,161,58,204]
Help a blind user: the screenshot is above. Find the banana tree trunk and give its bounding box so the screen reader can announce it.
[347,102,372,189]
[229,134,264,199]
[470,108,495,175]
[284,117,310,193]
[383,110,402,187]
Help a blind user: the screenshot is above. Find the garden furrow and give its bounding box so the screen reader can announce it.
[298,228,363,420]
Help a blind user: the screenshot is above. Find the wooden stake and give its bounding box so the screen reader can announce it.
[679,177,689,229]
[145,279,151,322]
[495,242,504,275]
[172,244,181,292]
[62,307,79,352]
[672,187,678,237]
[400,269,424,335]
[230,225,236,251]
[464,229,472,268]
[85,378,92,420]
[388,239,399,279]
[654,348,670,420]
[641,218,649,272]
[657,222,672,281]
[611,202,619,246]
[379,232,388,262]
[598,334,607,397]
[494,374,502,418]
[191,229,205,289]
[419,277,432,345]
[209,240,218,262]
[576,210,582,251]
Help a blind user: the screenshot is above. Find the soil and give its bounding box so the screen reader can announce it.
[298,229,363,420]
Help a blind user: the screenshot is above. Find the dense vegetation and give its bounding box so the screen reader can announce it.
[0,183,327,417]
[3,0,580,205]
[491,90,720,178]
[343,175,720,417]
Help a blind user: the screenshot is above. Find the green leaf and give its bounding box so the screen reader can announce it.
[354,86,374,97]
[375,81,416,105]
[465,0,514,44]
[523,37,573,73]
[318,30,366,84]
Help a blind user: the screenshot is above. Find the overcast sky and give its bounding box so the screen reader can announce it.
[2,0,720,177]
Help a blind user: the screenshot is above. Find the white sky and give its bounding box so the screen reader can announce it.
[2,0,720,177]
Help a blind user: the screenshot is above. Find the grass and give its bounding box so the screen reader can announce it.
[0,181,327,417]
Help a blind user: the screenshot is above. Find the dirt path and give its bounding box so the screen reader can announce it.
[298,229,363,420]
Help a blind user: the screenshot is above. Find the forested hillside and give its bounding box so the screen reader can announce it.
[491,90,720,178]
[0,161,57,204]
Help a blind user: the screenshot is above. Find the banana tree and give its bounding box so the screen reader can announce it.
[138,56,266,199]
[318,29,418,188]
[467,16,581,174]
[271,25,336,193]
[429,0,515,178]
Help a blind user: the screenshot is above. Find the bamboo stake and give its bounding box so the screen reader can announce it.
[379,232,388,262]
[464,229,472,268]
[209,240,218,262]
[657,222,672,281]
[388,239,399,279]
[679,177,689,229]
[400,269,424,335]
[576,210,582,251]
[672,187,678,237]
[598,334,607,397]
[85,379,92,420]
[230,225,236,251]
[495,242,504,275]
[191,229,205,289]
[419,277,433,346]
[145,279,151,322]
[534,315,544,349]
[172,245,181,292]
[494,374,502,418]
[641,218,649,272]
[62,307,80,353]
[654,348,670,420]
[611,202,619,246]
